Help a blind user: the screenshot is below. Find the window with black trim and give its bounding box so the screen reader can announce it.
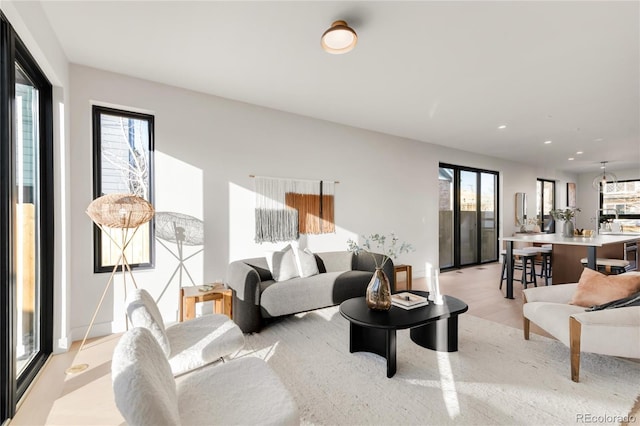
[536,178,556,232]
[92,106,155,272]
[600,179,640,233]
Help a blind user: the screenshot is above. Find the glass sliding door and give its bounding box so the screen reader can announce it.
[438,167,454,269]
[15,64,41,376]
[1,15,54,422]
[439,164,499,270]
[480,172,497,262]
[460,170,478,266]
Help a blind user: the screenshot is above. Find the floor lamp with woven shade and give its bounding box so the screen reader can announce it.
[66,193,155,374]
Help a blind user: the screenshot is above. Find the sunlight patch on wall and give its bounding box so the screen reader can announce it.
[110,151,204,330]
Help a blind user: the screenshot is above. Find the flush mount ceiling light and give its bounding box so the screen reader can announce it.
[592,161,618,190]
[321,20,357,54]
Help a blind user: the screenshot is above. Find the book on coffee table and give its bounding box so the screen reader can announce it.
[391,292,428,310]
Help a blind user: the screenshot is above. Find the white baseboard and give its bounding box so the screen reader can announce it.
[56,337,70,351]
[70,321,113,344]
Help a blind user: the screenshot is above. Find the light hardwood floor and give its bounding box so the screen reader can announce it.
[10,262,550,425]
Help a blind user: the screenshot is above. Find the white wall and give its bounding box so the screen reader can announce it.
[68,64,579,340]
[1,0,72,353]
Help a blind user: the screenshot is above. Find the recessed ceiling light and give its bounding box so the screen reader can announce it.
[544,140,552,144]
[576,151,583,155]
[568,158,575,161]
[498,124,507,129]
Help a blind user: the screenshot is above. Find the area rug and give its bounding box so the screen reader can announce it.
[232,307,639,425]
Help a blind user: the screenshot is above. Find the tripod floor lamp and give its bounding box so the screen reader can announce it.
[66,193,154,374]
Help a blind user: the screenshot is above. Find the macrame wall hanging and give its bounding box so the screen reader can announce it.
[253,176,336,243]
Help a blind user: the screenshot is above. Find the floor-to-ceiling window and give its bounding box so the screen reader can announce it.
[536,178,555,232]
[439,164,498,270]
[1,14,54,422]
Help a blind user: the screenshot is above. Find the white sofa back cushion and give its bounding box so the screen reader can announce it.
[112,327,181,426]
[126,289,172,357]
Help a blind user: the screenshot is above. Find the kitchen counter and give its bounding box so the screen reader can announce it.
[499,233,640,299]
[501,233,639,247]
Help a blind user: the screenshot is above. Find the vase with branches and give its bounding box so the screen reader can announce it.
[347,233,413,310]
[550,208,581,237]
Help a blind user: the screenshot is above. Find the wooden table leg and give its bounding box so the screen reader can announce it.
[179,288,184,322]
[223,290,232,319]
[185,298,196,321]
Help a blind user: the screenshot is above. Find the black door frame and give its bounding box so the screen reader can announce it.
[0,12,54,422]
[440,163,499,271]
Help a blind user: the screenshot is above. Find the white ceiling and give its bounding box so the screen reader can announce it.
[39,1,640,174]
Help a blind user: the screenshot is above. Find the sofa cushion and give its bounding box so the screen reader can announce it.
[260,270,372,317]
[294,248,319,278]
[317,251,353,273]
[266,244,300,282]
[570,267,640,307]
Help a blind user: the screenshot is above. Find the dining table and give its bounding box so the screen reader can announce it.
[499,233,640,299]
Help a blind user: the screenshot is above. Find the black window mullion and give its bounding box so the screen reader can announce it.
[0,15,17,422]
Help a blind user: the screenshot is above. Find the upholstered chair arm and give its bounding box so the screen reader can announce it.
[572,306,640,327]
[523,283,578,304]
[226,261,263,333]
[571,306,640,360]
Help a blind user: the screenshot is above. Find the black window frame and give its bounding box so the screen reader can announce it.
[439,163,500,270]
[1,12,54,422]
[92,105,155,273]
[537,178,556,233]
[599,178,640,221]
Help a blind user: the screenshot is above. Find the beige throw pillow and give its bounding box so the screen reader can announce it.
[570,267,640,307]
[266,244,300,282]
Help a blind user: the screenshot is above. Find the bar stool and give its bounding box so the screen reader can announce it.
[579,257,630,275]
[500,249,538,289]
[523,246,552,286]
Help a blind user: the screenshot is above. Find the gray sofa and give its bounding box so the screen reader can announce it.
[226,251,395,333]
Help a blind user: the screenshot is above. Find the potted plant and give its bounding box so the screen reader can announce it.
[550,208,581,237]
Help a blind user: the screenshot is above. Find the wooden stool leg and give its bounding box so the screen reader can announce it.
[499,255,507,289]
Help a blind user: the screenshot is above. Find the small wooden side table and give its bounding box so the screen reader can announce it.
[180,284,233,322]
[394,264,412,291]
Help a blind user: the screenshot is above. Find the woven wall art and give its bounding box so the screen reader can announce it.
[254,176,336,243]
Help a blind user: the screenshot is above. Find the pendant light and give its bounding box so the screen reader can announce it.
[321,20,357,54]
[592,161,618,190]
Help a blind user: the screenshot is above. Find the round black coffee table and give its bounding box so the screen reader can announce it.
[339,291,468,378]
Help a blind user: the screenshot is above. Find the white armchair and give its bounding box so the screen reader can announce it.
[523,283,640,382]
[126,288,245,376]
[112,327,299,426]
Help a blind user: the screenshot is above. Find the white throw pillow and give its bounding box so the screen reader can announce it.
[295,248,319,278]
[266,244,300,282]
